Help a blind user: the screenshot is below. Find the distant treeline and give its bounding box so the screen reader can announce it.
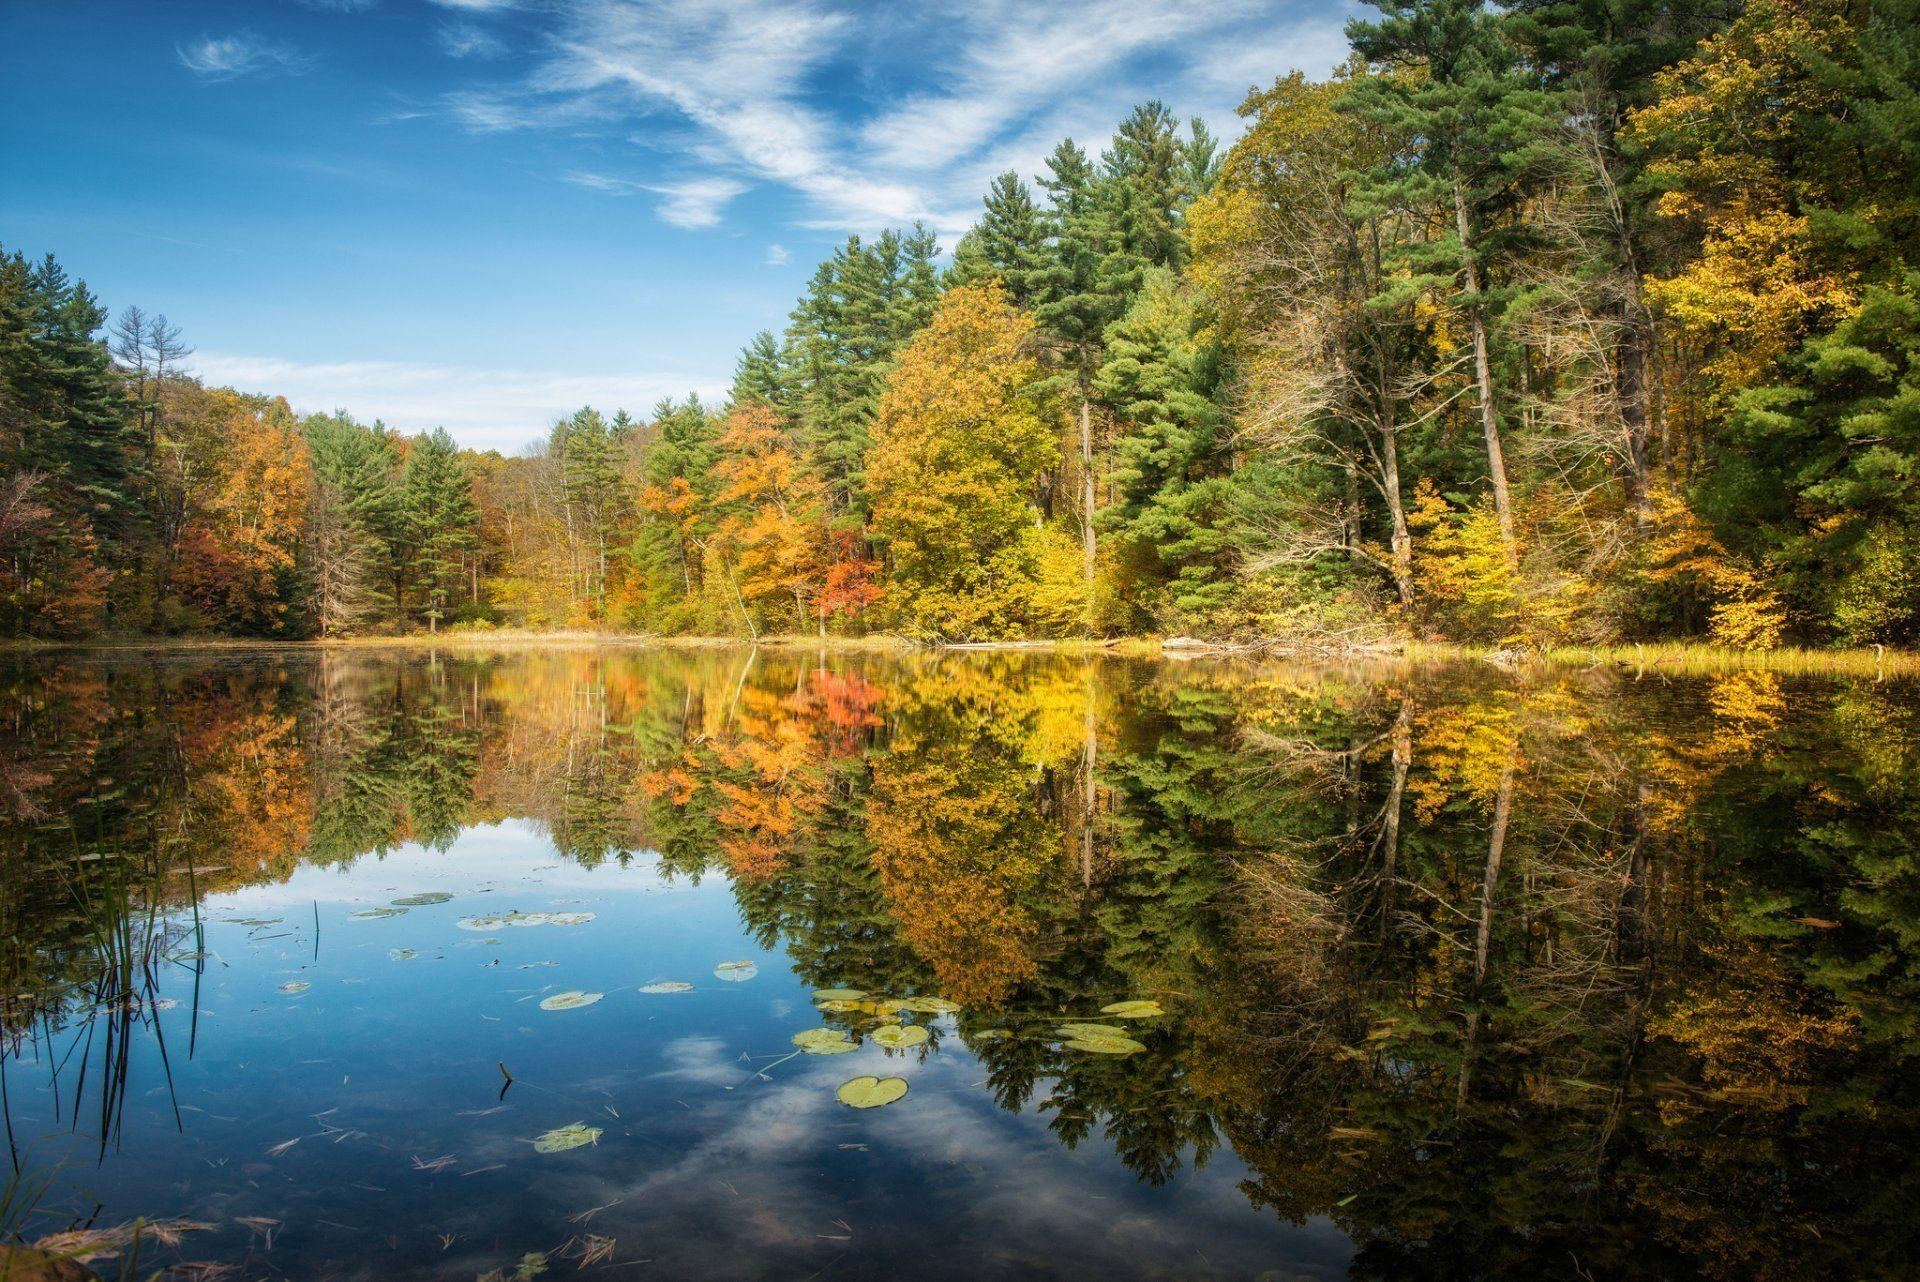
[4,0,1917,646]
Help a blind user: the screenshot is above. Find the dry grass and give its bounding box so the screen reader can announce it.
[4,630,1912,676]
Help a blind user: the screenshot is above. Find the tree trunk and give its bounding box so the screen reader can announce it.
[1079,395,1096,608]
[1452,176,1517,564]
[1381,401,1415,610]
[1616,297,1656,525]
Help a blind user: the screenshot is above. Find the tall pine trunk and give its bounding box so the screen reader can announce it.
[1452,176,1517,564]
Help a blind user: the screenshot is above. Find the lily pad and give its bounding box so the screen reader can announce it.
[539,990,604,1011]
[389,947,418,961]
[869,1024,929,1050]
[818,998,864,1013]
[638,981,695,994]
[1064,1033,1145,1055]
[836,1076,909,1109]
[457,916,509,932]
[278,982,309,994]
[1099,1000,1165,1019]
[714,960,759,982]
[793,1027,859,1054]
[392,892,454,907]
[813,988,868,1002]
[532,1122,602,1153]
[970,1029,1011,1042]
[897,996,961,1015]
[350,907,407,920]
[1058,1022,1127,1039]
[548,912,596,926]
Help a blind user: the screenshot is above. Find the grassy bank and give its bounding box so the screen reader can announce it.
[2,631,1914,676]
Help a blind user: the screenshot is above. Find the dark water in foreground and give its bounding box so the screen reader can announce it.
[2,648,1917,1280]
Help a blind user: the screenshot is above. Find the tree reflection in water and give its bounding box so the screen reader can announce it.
[2,648,1917,1279]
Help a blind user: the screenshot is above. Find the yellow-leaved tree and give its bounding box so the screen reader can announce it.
[867,282,1062,639]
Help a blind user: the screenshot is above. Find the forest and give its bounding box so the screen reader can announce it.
[3,0,1917,648]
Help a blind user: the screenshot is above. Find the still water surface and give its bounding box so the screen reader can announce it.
[2,648,1917,1279]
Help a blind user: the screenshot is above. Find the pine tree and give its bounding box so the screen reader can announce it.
[730,330,790,411]
[1034,139,1129,595]
[1346,0,1558,561]
[1094,268,1232,623]
[1180,117,1223,207]
[894,222,945,338]
[1102,102,1187,271]
[560,406,625,609]
[403,427,478,632]
[304,412,403,632]
[952,173,1048,306]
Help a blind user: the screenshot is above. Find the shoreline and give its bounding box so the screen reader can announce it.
[0,631,1913,675]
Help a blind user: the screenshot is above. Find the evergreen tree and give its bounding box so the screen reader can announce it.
[403,427,478,632]
[1180,117,1223,207]
[305,411,403,631]
[1094,268,1233,624]
[1035,139,1131,594]
[730,330,790,411]
[952,172,1049,306]
[1346,0,1558,561]
[560,406,625,609]
[893,222,945,337]
[1102,101,1188,271]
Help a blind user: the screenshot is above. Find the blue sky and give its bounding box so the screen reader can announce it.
[3,0,1352,452]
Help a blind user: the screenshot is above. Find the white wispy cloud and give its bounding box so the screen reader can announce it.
[566,171,750,228]
[645,176,749,228]
[764,243,790,266]
[428,0,519,10]
[194,352,723,452]
[177,32,312,81]
[441,0,1356,237]
[437,22,508,58]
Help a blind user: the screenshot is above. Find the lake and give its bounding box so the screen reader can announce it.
[1,647,1916,1280]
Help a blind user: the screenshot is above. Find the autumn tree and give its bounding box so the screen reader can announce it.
[868,283,1061,639]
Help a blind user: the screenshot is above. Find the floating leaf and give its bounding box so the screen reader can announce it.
[836,1076,908,1109]
[350,907,406,920]
[457,916,508,932]
[714,960,759,982]
[1065,1034,1145,1055]
[793,1027,859,1054]
[897,996,960,1015]
[539,990,604,1011]
[813,988,867,1002]
[532,1122,602,1153]
[1058,1022,1126,1039]
[970,1029,1010,1042]
[392,892,453,907]
[278,982,309,994]
[549,912,596,926]
[389,948,418,961]
[1099,1000,1164,1019]
[638,981,694,994]
[869,1025,928,1050]
[818,998,864,1013]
